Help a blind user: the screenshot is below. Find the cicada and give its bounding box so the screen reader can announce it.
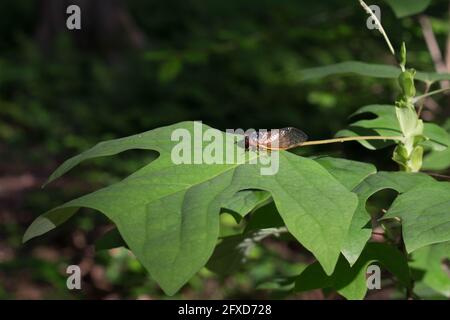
[245,127,308,150]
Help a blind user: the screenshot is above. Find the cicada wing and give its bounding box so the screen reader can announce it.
[276,127,308,149]
[244,127,308,150]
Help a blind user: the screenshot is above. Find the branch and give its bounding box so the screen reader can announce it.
[416,82,431,117]
[423,172,450,180]
[299,135,403,147]
[419,15,450,88]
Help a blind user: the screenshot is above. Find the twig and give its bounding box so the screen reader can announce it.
[399,226,415,300]
[299,136,403,147]
[416,82,431,117]
[359,0,396,58]
[414,86,450,103]
[423,172,450,180]
[418,15,450,88]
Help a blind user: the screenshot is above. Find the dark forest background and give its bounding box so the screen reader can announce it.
[0,0,449,299]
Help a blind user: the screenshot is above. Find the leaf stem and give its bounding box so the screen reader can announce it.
[414,86,450,107]
[416,82,431,116]
[399,231,415,300]
[300,135,403,147]
[423,172,450,180]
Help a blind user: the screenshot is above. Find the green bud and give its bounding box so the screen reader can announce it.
[393,144,409,161]
[392,146,409,171]
[400,42,407,69]
[398,69,416,98]
[413,135,427,146]
[409,145,423,172]
[395,99,408,109]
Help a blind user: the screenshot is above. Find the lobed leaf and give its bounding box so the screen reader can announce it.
[384,182,450,253]
[24,121,358,295]
[336,104,450,151]
[221,190,271,219]
[342,171,435,265]
[410,241,450,298]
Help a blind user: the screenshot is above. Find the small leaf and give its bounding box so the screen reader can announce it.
[423,121,450,170]
[421,123,450,151]
[23,207,78,243]
[384,182,450,253]
[295,243,411,300]
[384,0,431,18]
[342,171,435,265]
[336,104,401,150]
[410,241,450,298]
[222,190,271,219]
[158,58,182,83]
[336,104,450,151]
[423,147,450,170]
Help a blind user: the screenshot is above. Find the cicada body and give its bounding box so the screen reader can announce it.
[245,127,308,150]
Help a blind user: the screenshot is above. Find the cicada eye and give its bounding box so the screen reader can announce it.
[244,135,250,149]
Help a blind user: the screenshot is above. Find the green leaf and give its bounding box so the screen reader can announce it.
[95,228,127,251]
[243,156,376,233]
[336,104,450,150]
[342,171,435,265]
[294,61,450,83]
[336,105,399,150]
[222,156,374,226]
[410,241,450,298]
[158,58,182,83]
[421,123,450,151]
[423,147,450,170]
[384,0,431,18]
[206,234,251,276]
[24,121,358,295]
[221,190,271,219]
[423,120,450,170]
[384,182,450,253]
[295,243,411,300]
[314,156,377,190]
[241,156,375,230]
[23,207,79,243]
[244,202,285,232]
[256,277,297,292]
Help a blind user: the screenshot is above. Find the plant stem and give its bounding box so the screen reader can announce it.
[423,172,450,180]
[300,136,403,147]
[415,87,450,111]
[359,0,396,58]
[416,82,431,117]
[399,228,415,300]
